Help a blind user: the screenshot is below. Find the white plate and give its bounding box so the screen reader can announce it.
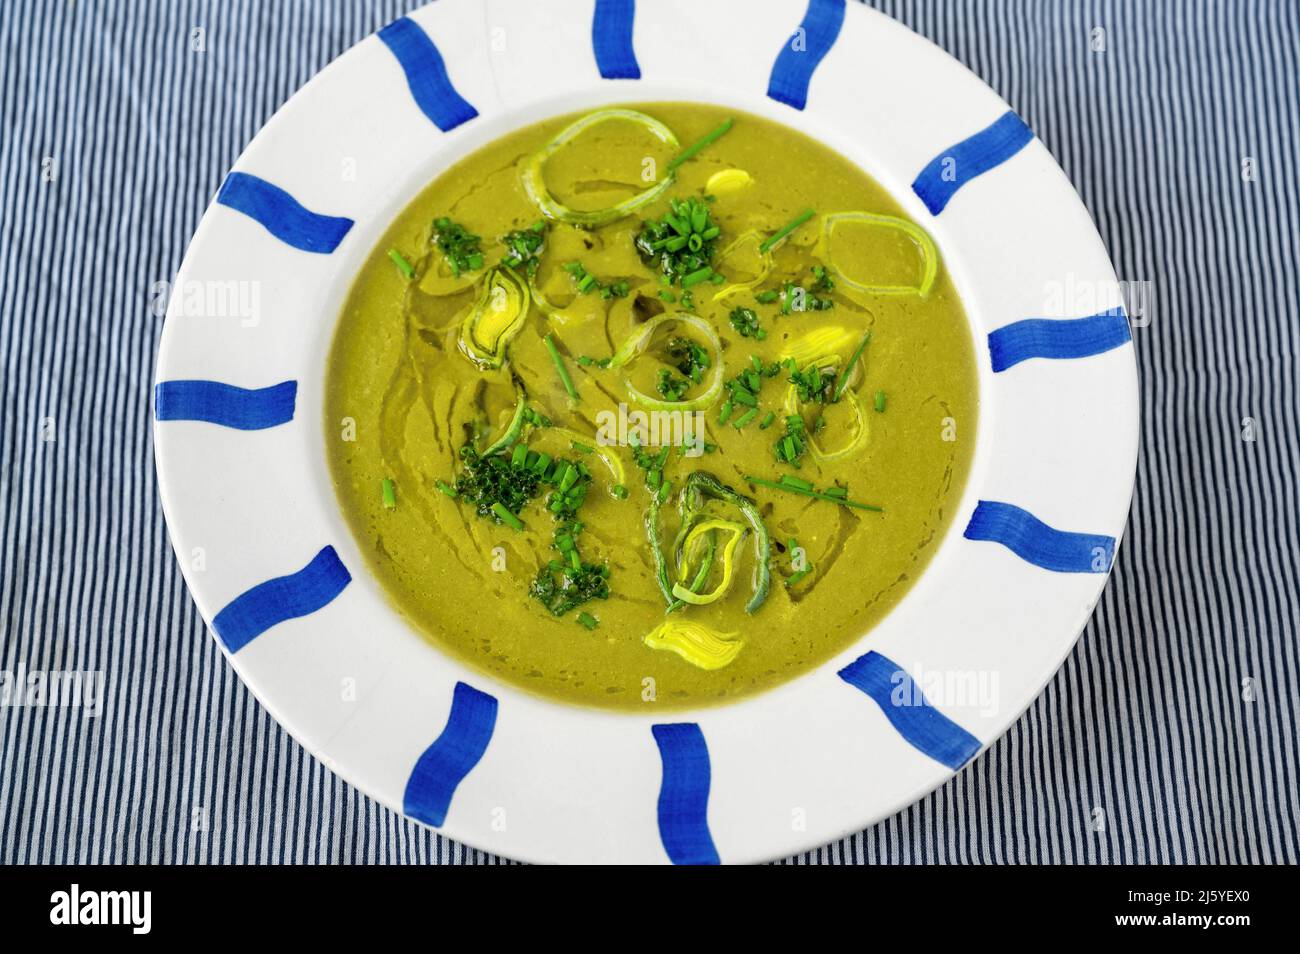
[153,0,1137,864]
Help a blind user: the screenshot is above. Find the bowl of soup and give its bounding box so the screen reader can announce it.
[154,0,1137,863]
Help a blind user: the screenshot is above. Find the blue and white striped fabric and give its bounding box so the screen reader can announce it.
[1,0,1297,864]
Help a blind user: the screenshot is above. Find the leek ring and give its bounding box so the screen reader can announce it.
[522,109,679,228]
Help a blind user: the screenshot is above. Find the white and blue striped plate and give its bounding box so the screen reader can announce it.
[153,0,1138,864]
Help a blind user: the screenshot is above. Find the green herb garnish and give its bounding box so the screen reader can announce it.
[779,279,834,314]
[788,360,836,404]
[774,415,808,467]
[744,473,883,512]
[563,261,630,299]
[667,335,711,382]
[544,333,579,401]
[667,117,735,172]
[387,249,415,279]
[656,369,692,402]
[760,208,815,254]
[874,390,887,412]
[810,264,835,294]
[832,330,873,402]
[729,306,766,340]
[381,478,397,509]
[635,196,721,288]
[500,220,547,276]
[453,446,542,521]
[432,217,484,276]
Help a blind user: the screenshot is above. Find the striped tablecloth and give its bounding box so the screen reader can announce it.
[2,0,1296,864]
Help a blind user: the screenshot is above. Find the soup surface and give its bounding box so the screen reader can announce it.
[326,103,977,710]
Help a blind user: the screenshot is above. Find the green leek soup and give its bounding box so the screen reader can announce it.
[325,103,977,710]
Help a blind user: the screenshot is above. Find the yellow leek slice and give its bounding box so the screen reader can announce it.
[671,518,746,605]
[817,211,939,298]
[779,325,857,368]
[457,267,530,369]
[643,618,743,670]
[522,109,679,228]
[706,168,753,195]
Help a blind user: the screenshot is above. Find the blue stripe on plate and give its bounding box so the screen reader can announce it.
[404,682,499,828]
[988,308,1132,371]
[376,16,478,132]
[215,172,353,253]
[964,501,1116,573]
[767,0,847,110]
[911,110,1035,215]
[592,0,640,80]
[153,380,297,430]
[211,547,351,653]
[838,651,982,770]
[651,723,720,865]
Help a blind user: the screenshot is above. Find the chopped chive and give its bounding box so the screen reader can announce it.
[760,208,815,253]
[544,333,579,401]
[667,117,735,172]
[824,486,848,498]
[576,611,599,630]
[779,474,814,492]
[387,248,415,279]
[874,390,887,412]
[491,502,525,530]
[754,289,779,304]
[786,567,813,587]
[834,330,874,401]
[571,440,594,455]
[744,474,883,512]
[718,399,733,425]
[731,387,757,407]
[434,479,458,498]
[733,407,759,429]
[681,266,713,288]
[558,463,578,491]
[759,410,776,429]
[381,478,397,509]
[511,443,528,468]
[611,484,628,499]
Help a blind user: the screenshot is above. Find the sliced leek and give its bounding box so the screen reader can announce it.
[817,211,939,298]
[784,355,870,464]
[608,313,725,412]
[482,392,529,456]
[643,618,743,670]
[521,109,679,228]
[706,168,753,195]
[646,492,675,606]
[779,325,858,368]
[680,472,771,614]
[710,230,772,302]
[671,518,746,606]
[457,267,530,369]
